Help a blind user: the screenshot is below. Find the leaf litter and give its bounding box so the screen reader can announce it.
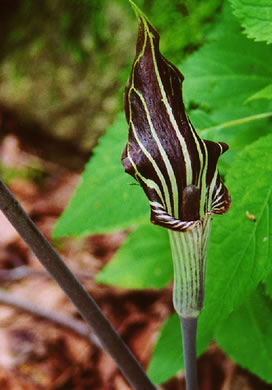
[0,130,270,389]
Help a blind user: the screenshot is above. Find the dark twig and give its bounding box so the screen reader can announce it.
[0,265,93,282]
[0,180,157,390]
[0,266,45,281]
[0,289,100,346]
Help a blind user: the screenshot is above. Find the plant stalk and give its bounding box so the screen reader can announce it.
[168,185,211,390]
[180,317,198,390]
[0,180,157,390]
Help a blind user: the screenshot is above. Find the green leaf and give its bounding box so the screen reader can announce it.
[96,223,172,289]
[230,0,272,44]
[246,83,272,103]
[181,2,272,117]
[200,133,272,330]
[54,2,272,239]
[53,117,149,237]
[139,0,222,63]
[216,286,272,383]
[200,112,272,174]
[181,1,272,176]
[148,312,213,384]
[147,314,183,384]
[262,271,272,300]
[189,109,217,130]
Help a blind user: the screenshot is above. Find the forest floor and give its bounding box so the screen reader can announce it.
[1,1,272,389]
[0,117,271,390]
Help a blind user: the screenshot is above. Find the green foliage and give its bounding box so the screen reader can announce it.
[0,163,45,186]
[147,314,183,384]
[263,269,272,300]
[147,313,212,383]
[146,0,221,62]
[216,286,272,382]
[54,117,148,237]
[0,0,100,63]
[117,0,222,63]
[247,83,272,103]
[148,132,272,383]
[54,0,272,385]
[182,2,272,118]
[181,1,272,173]
[200,132,272,330]
[230,0,272,44]
[97,224,172,289]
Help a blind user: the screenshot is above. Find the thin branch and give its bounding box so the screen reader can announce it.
[0,180,157,390]
[0,265,92,282]
[0,266,46,281]
[0,289,100,346]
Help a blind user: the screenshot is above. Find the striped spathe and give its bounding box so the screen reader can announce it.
[121,3,231,232]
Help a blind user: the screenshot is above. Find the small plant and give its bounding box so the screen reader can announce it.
[1,0,272,389]
[54,0,272,386]
[121,2,230,388]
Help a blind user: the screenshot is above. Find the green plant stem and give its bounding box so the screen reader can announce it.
[201,111,272,136]
[168,185,207,389]
[0,180,157,390]
[180,317,198,390]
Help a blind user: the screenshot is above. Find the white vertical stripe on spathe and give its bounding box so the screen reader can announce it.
[132,88,178,217]
[168,215,212,318]
[129,116,172,214]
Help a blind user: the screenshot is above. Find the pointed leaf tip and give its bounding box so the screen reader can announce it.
[128,0,144,21]
[129,0,155,29]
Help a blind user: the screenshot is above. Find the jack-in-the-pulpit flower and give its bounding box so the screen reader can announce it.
[122,2,230,319]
